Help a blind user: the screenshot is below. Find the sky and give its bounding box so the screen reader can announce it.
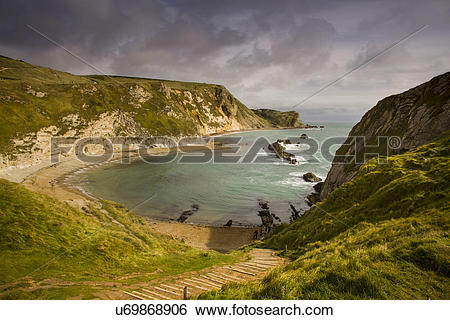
[1,0,449,122]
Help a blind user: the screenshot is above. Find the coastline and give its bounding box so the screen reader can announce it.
[0,125,315,252]
[0,125,313,183]
[209,125,321,137]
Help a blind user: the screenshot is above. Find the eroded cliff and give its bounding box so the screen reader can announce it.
[0,56,272,169]
[320,72,450,199]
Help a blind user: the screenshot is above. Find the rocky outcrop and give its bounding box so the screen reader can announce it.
[313,182,324,193]
[288,203,302,222]
[305,181,324,207]
[320,72,450,200]
[303,172,322,182]
[257,200,281,238]
[305,193,320,207]
[268,139,297,164]
[252,109,303,128]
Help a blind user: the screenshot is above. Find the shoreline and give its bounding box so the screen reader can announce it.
[209,125,322,137]
[9,144,262,252]
[0,126,317,251]
[0,125,312,183]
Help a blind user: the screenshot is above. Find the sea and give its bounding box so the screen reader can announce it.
[72,123,353,226]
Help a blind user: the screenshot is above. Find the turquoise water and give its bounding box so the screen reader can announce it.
[76,123,353,226]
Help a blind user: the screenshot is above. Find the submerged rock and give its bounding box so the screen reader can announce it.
[300,133,308,139]
[301,124,319,128]
[177,203,200,223]
[303,172,322,182]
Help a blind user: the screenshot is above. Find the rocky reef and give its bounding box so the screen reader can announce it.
[268,139,297,164]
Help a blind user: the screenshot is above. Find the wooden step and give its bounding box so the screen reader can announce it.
[251,256,278,260]
[187,278,220,290]
[122,290,144,300]
[206,272,232,283]
[251,260,278,266]
[160,283,184,293]
[239,263,266,270]
[209,271,241,282]
[190,277,221,289]
[134,291,157,300]
[244,262,270,269]
[142,289,171,300]
[153,286,181,297]
[236,263,264,272]
[228,266,256,276]
[199,274,225,284]
[180,280,208,291]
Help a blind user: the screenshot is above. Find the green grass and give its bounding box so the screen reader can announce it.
[200,132,450,299]
[0,179,242,299]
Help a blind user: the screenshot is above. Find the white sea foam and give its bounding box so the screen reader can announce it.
[276,177,310,187]
[284,143,309,151]
[288,172,303,177]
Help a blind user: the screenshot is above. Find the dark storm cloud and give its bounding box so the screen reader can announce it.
[1,0,449,122]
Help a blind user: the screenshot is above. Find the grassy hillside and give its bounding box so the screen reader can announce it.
[200,132,450,299]
[0,179,241,299]
[0,55,269,156]
[252,108,303,128]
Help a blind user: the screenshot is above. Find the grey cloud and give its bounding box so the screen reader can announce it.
[0,0,449,122]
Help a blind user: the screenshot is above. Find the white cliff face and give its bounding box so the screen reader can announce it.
[128,85,153,107]
[0,111,148,170]
[0,85,267,172]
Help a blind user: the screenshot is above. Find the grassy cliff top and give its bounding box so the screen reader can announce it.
[0,55,219,88]
[252,108,302,128]
[200,131,450,299]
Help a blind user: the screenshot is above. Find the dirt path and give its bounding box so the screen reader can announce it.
[117,248,283,300]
